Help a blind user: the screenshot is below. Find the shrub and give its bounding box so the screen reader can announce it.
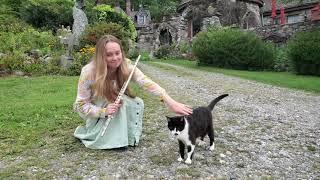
[0,14,30,33]
[128,48,139,59]
[287,29,320,76]
[1,53,44,74]
[44,55,61,75]
[141,52,151,61]
[274,48,291,72]
[79,22,131,53]
[89,4,137,41]
[1,53,25,71]
[19,0,73,31]
[0,28,63,55]
[63,51,93,76]
[154,45,172,59]
[192,28,276,71]
[178,41,191,54]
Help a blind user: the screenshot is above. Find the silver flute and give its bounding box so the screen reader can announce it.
[100,55,141,136]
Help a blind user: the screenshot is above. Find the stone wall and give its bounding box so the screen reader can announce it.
[253,20,320,44]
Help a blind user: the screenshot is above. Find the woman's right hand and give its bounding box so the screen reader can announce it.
[106,102,122,116]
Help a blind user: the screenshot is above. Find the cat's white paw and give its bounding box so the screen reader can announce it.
[185,159,192,164]
[197,140,206,147]
[177,157,183,162]
[209,143,215,151]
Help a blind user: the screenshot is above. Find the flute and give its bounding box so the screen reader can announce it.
[100,55,141,136]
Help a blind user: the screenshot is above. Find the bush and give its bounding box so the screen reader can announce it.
[63,51,93,76]
[128,48,139,59]
[141,52,151,61]
[154,45,172,59]
[274,48,291,72]
[19,0,73,31]
[1,53,44,74]
[0,28,63,55]
[88,4,137,41]
[44,55,61,75]
[79,22,131,53]
[287,29,320,76]
[0,14,30,33]
[192,28,276,71]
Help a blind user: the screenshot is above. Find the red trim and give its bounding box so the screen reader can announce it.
[271,0,277,18]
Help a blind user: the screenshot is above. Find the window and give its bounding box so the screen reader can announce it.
[138,15,145,25]
[287,14,301,24]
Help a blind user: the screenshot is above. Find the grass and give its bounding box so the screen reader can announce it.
[148,58,320,94]
[0,76,80,157]
[0,75,169,178]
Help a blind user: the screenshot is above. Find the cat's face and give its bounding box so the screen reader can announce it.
[166,116,186,136]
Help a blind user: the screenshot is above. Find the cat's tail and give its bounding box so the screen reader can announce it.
[208,94,228,110]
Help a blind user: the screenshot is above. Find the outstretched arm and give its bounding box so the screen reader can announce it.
[132,65,192,115]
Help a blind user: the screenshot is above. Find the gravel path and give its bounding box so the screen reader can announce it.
[133,62,320,179]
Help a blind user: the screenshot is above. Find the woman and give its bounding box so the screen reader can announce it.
[74,35,193,149]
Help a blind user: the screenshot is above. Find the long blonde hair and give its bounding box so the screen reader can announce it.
[92,35,134,102]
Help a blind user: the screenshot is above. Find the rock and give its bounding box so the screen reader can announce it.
[219,153,226,158]
[14,70,25,76]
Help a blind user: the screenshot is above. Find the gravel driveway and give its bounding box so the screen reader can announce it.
[133,62,320,179]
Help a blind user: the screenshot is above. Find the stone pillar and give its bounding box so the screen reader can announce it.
[61,5,88,68]
[126,0,132,16]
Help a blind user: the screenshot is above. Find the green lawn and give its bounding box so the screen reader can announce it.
[0,76,80,158]
[149,59,320,94]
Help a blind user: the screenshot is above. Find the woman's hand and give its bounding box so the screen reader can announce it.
[163,94,193,115]
[106,102,122,116]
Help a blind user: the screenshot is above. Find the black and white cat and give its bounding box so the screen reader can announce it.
[166,94,228,164]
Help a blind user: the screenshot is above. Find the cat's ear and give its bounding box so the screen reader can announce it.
[165,116,171,121]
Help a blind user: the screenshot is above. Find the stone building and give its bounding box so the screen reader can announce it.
[131,0,264,54]
[254,0,320,45]
[262,0,319,25]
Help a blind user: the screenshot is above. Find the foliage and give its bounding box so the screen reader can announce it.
[79,22,131,52]
[88,4,137,40]
[0,14,30,33]
[44,55,63,75]
[0,28,62,55]
[274,48,291,72]
[141,52,151,61]
[0,27,64,75]
[287,29,320,76]
[178,41,191,54]
[128,48,140,59]
[192,27,276,71]
[1,53,45,74]
[64,51,93,76]
[19,0,73,31]
[154,45,173,59]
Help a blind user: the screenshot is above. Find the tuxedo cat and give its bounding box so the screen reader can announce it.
[166,94,228,164]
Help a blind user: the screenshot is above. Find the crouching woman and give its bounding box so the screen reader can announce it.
[73,35,192,149]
